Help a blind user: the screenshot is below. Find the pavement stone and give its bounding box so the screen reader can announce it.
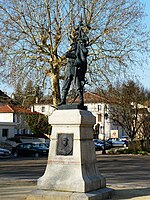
[0,180,150,200]
[109,185,150,200]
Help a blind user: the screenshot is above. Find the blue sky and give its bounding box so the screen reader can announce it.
[135,0,150,90]
[0,0,150,96]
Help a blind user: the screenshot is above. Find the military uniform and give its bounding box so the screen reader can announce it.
[59,41,88,106]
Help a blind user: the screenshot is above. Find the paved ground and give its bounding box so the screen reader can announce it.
[96,154,150,199]
[0,154,150,200]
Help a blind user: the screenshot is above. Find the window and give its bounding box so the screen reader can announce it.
[24,144,31,149]
[98,105,102,111]
[41,106,45,112]
[2,129,9,137]
[22,129,26,134]
[98,114,102,122]
[19,144,23,148]
[13,114,15,122]
[16,114,21,123]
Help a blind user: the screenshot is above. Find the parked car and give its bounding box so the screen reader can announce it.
[93,139,103,151]
[93,139,111,151]
[107,138,128,147]
[0,147,11,158]
[12,143,49,158]
[33,142,49,149]
[121,136,129,142]
[45,141,50,148]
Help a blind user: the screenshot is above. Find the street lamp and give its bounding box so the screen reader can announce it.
[102,105,108,155]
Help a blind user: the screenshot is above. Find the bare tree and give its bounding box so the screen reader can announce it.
[140,113,150,148]
[107,81,149,141]
[0,0,149,106]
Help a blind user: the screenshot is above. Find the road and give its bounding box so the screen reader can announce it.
[0,157,46,180]
[0,154,150,187]
[0,154,150,199]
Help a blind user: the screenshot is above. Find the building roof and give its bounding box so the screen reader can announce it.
[33,91,108,105]
[0,90,21,106]
[0,105,14,113]
[84,91,105,103]
[0,90,12,105]
[0,104,40,114]
[68,91,106,104]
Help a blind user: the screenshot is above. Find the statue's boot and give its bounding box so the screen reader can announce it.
[58,92,67,106]
[78,91,84,106]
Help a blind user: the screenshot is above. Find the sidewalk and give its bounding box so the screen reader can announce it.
[0,179,36,200]
[109,184,150,200]
[0,179,150,200]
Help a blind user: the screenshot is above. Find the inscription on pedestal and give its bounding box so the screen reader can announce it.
[57,133,73,156]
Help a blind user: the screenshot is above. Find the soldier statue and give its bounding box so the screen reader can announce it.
[58,21,89,106]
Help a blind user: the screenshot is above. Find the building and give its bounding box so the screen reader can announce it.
[31,91,124,140]
[0,104,39,142]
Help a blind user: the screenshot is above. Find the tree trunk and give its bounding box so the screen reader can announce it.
[51,74,60,106]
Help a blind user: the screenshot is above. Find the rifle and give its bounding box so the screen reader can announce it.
[71,79,87,104]
[71,20,90,104]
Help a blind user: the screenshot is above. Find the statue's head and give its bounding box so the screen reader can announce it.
[70,42,77,51]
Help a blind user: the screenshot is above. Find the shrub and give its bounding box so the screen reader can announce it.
[136,150,148,155]
[108,148,149,155]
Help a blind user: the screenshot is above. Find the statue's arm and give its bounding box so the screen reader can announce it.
[80,43,88,55]
[65,51,77,59]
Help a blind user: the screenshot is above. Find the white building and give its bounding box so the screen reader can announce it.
[31,91,124,139]
[31,104,54,117]
[0,104,37,142]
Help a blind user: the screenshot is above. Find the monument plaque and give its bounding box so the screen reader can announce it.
[56,133,73,156]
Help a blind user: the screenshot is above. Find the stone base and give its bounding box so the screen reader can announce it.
[27,108,113,200]
[58,104,87,110]
[38,109,106,193]
[27,188,113,200]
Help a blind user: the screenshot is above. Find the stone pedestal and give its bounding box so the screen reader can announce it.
[27,108,113,200]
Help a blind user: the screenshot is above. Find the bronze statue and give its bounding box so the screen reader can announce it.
[59,21,89,106]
